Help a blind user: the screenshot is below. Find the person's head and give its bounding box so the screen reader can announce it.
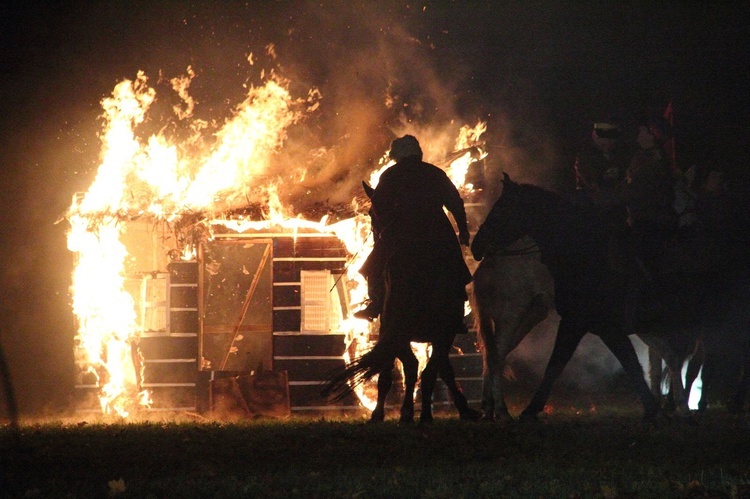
[389,135,423,162]
[637,116,673,150]
[591,122,620,153]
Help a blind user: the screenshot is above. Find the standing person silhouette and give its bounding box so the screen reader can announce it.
[623,116,678,276]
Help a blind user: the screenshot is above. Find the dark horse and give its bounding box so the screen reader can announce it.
[471,173,664,421]
[322,184,479,424]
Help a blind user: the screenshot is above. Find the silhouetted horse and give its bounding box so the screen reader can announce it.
[470,233,702,421]
[323,184,479,424]
[471,173,667,420]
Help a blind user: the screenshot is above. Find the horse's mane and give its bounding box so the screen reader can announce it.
[513,181,596,222]
[509,180,626,267]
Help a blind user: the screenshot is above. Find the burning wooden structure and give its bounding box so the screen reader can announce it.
[74,213,485,417]
[67,68,489,419]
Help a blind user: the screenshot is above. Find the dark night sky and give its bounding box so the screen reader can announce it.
[0,1,748,417]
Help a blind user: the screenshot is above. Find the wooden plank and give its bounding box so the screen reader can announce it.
[170,310,199,334]
[143,386,198,410]
[273,269,300,283]
[274,358,345,382]
[273,285,300,307]
[139,335,198,360]
[452,331,481,354]
[168,261,198,284]
[273,260,346,273]
[143,361,199,384]
[288,384,360,408]
[170,286,198,309]
[448,353,484,377]
[273,333,347,357]
[273,238,349,259]
[273,309,301,332]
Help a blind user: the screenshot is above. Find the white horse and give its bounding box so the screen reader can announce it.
[470,235,695,422]
[469,236,554,422]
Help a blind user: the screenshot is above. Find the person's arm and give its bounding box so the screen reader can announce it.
[441,174,470,245]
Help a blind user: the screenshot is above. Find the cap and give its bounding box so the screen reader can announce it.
[593,122,620,139]
[389,135,423,161]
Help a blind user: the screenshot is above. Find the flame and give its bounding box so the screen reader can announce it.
[67,61,487,417]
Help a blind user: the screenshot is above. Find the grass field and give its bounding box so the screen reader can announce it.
[2,405,750,498]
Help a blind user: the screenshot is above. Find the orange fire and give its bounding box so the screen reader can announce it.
[66,61,486,417]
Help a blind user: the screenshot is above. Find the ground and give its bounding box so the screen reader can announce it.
[2,401,750,498]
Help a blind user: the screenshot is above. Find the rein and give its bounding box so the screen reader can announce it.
[488,242,541,258]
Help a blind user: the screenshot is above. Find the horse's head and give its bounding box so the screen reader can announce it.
[471,173,534,260]
[362,181,375,200]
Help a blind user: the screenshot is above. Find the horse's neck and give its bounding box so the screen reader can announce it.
[506,235,536,251]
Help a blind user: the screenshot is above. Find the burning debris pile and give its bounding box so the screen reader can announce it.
[64,60,487,418]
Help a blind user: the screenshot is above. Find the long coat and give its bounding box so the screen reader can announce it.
[361,157,471,294]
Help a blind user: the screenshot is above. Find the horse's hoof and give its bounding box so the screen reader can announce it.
[459,408,482,421]
[418,415,433,427]
[518,412,539,424]
[368,409,385,424]
[680,413,700,427]
[492,412,514,426]
[643,404,661,423]
[399,408,414,425]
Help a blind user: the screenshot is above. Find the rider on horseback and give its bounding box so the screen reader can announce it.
[354,135,472,322]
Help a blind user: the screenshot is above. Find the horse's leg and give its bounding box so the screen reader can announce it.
[521,317,585,419]
[490,293,550,422]
[683,338,705,410]
[648,346,663,401]
[430,340,482,422]
[419,347,439,425]
[728,337,750,416]
[478,309,498,420]
[481,315,510,422]
[599,332,661,420]
[639,333,691,414]
[397,345,418,425]
[369,361,394,423]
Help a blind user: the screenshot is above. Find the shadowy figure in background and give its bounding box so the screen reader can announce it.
[622,115,678,277]
[574,121,631,209]
[354,135,471,322]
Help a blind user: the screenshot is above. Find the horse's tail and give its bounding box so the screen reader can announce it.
[321,341,396,403]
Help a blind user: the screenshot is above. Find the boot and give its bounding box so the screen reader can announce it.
[353,301,381,321]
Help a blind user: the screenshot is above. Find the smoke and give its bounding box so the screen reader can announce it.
[500,312,650,403]
[266,3,489,210]
[262,2,568,207]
